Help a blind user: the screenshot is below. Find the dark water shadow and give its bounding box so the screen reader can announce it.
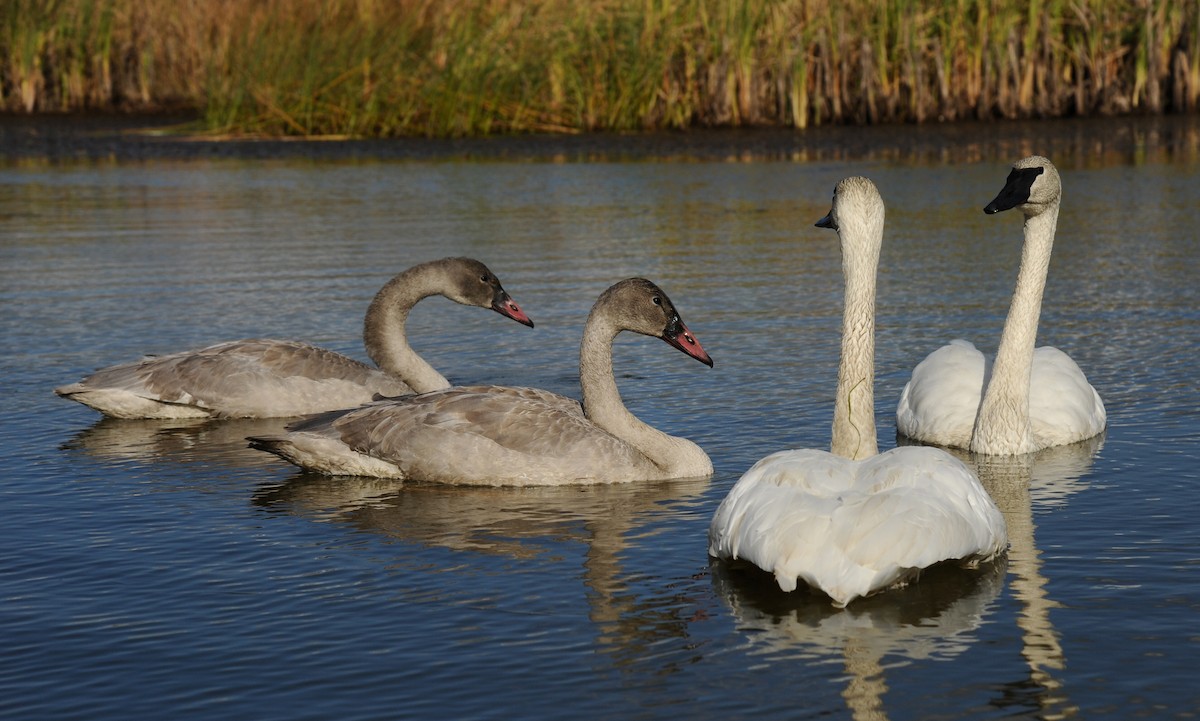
[5,113,1198,168]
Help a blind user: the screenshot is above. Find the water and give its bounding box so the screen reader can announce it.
[2,115,1199,720]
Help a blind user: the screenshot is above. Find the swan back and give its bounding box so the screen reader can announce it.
[708,446,1007,606]
[54,339,409,419]
[1027,346,1107,446]
[895,339,986,448]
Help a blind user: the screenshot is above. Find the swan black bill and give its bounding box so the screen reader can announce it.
[815,211,836,229]
[984,166,1044,214]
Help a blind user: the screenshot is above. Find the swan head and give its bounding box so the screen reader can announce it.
[984,155,1062,218]
[596,278,714,367]
[815,176,885,260]
[444,257,535,327]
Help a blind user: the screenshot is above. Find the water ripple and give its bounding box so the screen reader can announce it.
[3,124,1200,719]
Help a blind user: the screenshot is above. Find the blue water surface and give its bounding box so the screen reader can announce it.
[2,116,1198,720]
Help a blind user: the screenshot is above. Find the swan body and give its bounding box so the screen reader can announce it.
[708,445,1007,606]
[55,257,533,419]
[709,176,1007,606]
[896,156,1105,455]
[250,278,714,485]
[897,341,1105,453]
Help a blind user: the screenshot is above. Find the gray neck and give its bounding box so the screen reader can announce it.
[830,240,880,460]
[579,315,708,477]
[362,265,452,394]
[972,202,1059,453]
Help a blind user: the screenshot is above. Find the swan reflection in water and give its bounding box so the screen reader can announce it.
[966,433,1105,720]
[66,416,715,667]
[62,413,1103,718]
[61,416,294,471]
[253,471,712,658]
[713,433,1103,720]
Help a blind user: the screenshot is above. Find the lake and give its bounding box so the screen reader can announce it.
[2,114,1198,720]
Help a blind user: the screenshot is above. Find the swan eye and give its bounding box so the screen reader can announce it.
[480,274,490,283]
[652,296,662,306]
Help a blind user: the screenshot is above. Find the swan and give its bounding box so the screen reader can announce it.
[248,278,714,485]
[55,257,534,419]
[708,176,1007,607]
[896,156,1105,455]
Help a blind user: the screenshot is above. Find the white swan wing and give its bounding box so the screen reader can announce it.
[56,339,409,419]
[709,446,1007,606]
[708,449,847,591]
[1029,346,1106,445]
[896,339,986,447]
[261,386,655,485]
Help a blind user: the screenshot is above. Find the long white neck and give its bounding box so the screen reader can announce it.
[362,265,452,394]
[831,235,880,461]
[971,201,1059,454]
[579,317,711,478]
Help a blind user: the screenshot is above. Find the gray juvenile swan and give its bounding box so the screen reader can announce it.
[55,257,533,419]
[895,156,1106,455]
[249,278,714,485]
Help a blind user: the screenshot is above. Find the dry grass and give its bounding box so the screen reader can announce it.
[3,0,1198,136]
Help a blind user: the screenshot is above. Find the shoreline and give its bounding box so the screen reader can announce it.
[3,112,1199,165]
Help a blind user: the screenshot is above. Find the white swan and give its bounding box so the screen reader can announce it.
[896,156,1105,455]
[249,278,714,485]
[708,176,1007,607]
[55,257,534,419]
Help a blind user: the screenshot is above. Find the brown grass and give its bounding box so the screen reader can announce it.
[3,0,1198,136]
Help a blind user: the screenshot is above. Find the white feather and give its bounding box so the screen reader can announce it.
[709,446,1007,606]
[709,176,1007,606]
[896,156,1105,454]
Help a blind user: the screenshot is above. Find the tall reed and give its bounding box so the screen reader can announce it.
[3,0,1199,136]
